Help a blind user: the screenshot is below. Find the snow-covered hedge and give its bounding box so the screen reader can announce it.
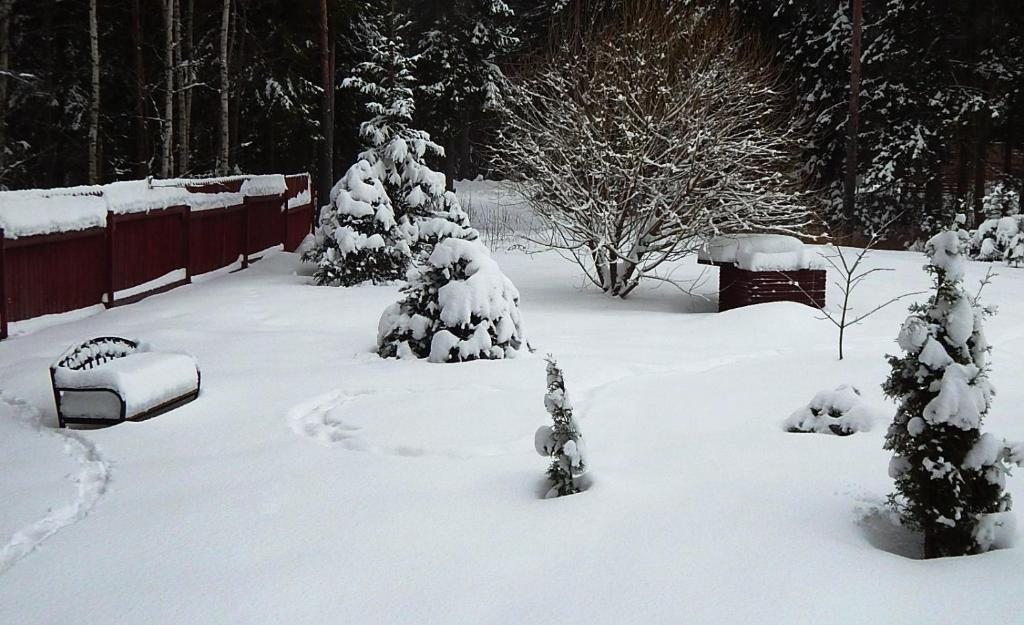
[783,385,873,436]
[377,237,525,363]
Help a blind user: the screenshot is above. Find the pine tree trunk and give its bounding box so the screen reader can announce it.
[130,0,148,177]
[843,0,862,221]
[184,0,194,171]
[0,0,13,179]
[161,0,175,178]
[218,0,231,175]
[318,0,334,212]
[88,0,100,184]
[973,115,989,222]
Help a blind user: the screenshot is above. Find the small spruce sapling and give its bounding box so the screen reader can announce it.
[535,356,586,498]
[883,220,1024,558]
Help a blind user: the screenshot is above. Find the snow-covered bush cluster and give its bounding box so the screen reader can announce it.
[883,225,1023,558]
[968,181,1024,266]
[377,237,525,363]
[783,385,874,436]
[535,357,587,498]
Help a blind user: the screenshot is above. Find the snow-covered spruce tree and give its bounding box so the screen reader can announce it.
[883,224,1023,558]
[534,356,586,498]
[304,159,410,286]
[344,4,474,258]
[377,237,524,362]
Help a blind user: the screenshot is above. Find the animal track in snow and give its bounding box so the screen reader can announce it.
[287,388,527,459]
[0,394,111,577]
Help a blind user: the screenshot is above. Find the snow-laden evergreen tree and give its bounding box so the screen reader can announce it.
[377,237,525,362]
[535,356,586,498]
[416,0,519,180]
[303,159,410,286]
[883,220,1023,557]
[344,3,474,258]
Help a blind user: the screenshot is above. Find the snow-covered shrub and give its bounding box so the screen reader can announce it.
[535,356,587,498]
[377,237,525,363]
[303,160,410,286]
[968,181,1024,264]
[409,190,480,257]
[883,224,1024,558]
[494,5,813,297]
[784,385,874,436]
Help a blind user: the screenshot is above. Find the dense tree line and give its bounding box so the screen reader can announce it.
[2,0,1021,246]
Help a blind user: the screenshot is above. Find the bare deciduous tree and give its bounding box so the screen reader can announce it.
[495,2,815,297]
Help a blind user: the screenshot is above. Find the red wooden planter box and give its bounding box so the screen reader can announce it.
[701,259,826,312]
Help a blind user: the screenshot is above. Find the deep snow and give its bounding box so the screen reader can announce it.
[3,188,1024,623]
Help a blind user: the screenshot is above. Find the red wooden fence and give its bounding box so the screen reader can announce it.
[0,173,315,339]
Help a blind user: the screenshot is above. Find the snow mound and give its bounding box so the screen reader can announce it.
[783,385,874,436]
[699,234,820,271]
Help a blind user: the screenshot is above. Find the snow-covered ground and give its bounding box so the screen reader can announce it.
[3,184,1024,623]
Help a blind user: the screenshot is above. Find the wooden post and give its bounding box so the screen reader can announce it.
[0,227,7,340]
[106,212,116,307]
[182,206,192,283]
[241,199,250,270]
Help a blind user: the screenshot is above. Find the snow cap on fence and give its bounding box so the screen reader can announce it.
[0,174,291,238]
[0,187,107,238]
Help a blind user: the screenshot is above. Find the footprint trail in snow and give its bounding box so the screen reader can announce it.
[0,395,111,577]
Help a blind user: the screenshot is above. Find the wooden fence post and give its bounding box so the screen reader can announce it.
[105,212,116,307]
[0,228,7,340]
[241,198,250,270]
[182,207,192,283]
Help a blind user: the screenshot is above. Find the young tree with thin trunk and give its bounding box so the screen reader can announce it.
[318,0,333,212]
[161,0,175,177]
[217,0,231,175]
[843,0,862,221]
[0,0,13,179]
[174,0,190,174]
[130,0,148,176]
[88,0,100,183]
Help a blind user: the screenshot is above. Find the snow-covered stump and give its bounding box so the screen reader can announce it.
[377,237,526,363]
[698,235,825,311]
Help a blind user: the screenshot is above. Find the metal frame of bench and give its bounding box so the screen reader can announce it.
[50,336,201,428]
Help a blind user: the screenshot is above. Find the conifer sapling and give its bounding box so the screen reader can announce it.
[883,219,1024,557]
[535,356,586,498]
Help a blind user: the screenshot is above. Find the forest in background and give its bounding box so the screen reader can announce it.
[0,0,1021,242]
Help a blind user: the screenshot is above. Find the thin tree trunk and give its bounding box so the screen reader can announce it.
[218,0,231,175]
[88,0,100,183]
[843,0,862,221]
[318,0,334,211]
[0,0,13,179]
[162,0,175,177]
[174,0,188,173]
[184,0,194,171]
[973,116,990,221]
[130,0,148,176]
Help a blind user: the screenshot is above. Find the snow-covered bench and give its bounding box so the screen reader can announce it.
[50,337,201,427]
[697,234,825,311]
